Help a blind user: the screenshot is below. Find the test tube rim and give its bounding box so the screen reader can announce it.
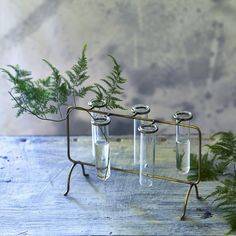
[91,116,111,126]
[131,104,150,115]
[88,98,107,108]
[138,123,158,134]
[173,111,193,122]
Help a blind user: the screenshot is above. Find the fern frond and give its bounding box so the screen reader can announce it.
[188,153,219,181]
[93,54,126,110]
[94,83,107,94]
[65,44,90,106]
[101,78,113,88]
[77,86,94,98]
[195,132,236,234]
[207,175,236,233]
[1,44,127,120]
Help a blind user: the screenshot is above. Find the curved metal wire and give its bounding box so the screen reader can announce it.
[65,106,202,219]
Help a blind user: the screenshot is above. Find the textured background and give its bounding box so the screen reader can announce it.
[0,0,236,135]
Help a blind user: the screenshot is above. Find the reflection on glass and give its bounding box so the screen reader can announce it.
[138,123,158,187]
[131,104,150,165]
[92,115,111,180]
[173,111,192,175]
[88,99,106,159]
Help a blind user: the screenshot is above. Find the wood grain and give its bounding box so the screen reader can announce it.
[0,136,231,235]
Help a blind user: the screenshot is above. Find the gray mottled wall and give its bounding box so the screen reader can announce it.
[0,0,236,135]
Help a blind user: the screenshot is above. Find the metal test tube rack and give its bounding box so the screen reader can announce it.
[64,106,202,220]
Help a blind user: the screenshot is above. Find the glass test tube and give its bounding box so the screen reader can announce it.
[131,104,150,165]
[91,116,111,181]
[88,99,106,159]
[173,111,193,175]
[138,123,158,187]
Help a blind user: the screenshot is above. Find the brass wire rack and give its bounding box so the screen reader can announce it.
[64,106,202,220]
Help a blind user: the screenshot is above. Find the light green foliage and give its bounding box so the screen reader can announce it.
[189,132,236,181]
[93,55,126,110]
[189,132,236,234]
[188,153,220,181]
[1,45,126,119]
[207,175,236,235]
[65,44,92,106]
[2,65,53,118]
[207,131,236,167]
[41,59,70,118]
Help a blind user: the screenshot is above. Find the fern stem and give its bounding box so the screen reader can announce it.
[58,105,63,118]
[9,92,66,122]
[73,88,77,107]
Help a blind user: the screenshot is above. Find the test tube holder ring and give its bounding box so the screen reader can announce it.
[64,106,202,220]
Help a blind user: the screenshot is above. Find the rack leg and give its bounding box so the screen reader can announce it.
[180,184,194,220]
[194,184,202,200]
[64,163,77,196]
[80,163,89,177]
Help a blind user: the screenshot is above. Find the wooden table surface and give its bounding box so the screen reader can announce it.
[0,136,232,235]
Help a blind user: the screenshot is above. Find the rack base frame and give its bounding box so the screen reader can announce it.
[64,106,203,220]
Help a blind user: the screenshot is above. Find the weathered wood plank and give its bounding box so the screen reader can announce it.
[0,136,231,235]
